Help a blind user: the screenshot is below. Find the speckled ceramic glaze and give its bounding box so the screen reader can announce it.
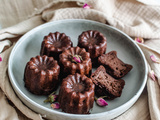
[8,19,148,120]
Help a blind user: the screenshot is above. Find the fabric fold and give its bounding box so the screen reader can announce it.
[0,40,12,53]
[0,45,42,120]
[0,0,160,120]
[0,16,44,40]
[138,43,160,120]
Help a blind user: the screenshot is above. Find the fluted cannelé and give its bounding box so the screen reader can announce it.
[58,73,95,114]
[40,32,73,60]
[24,55,60,95]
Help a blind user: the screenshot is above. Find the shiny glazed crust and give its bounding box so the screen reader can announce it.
[40,32,73,60]
[59,46,92,76]
[58,73,95,114]
[78,30,107,59]
[24,55,60,95]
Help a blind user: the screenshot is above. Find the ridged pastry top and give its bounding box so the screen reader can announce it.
[78,30,107,58]
[59,46,92,75]
[61,73,95,97]
[42,32,72,52]
[24,55,60,95]
[26,55,60,75]
[58,73,95,114]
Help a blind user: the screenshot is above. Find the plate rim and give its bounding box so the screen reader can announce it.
[8,19,148,118]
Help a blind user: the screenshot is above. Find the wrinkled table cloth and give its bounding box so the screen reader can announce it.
[0,0,160,120]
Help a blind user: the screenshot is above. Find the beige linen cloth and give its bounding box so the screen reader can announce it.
[0,0,160,120]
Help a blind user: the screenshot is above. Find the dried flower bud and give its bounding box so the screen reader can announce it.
[134,37,144,43]
[95,97,108,107]
[0,55,2,62]
[71,54,83,63]
[73,56,81,63]
[51,103,60,109]
[83,3,91,9]
[149,70,157,81]
[150,55,160,64]
[44,91,58,103]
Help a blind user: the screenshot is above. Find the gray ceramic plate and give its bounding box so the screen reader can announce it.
[8,19,148,120]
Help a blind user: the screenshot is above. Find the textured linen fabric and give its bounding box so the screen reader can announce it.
[0,0,160,120]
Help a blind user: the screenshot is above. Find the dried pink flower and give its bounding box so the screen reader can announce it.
[149,70,157,81]
[71,54,83,63]
[95,97,108,107]
[134,37,144,43]
[51,103,60,109]
[150,55,160,64]
[83,3,91,9]
[73,56,81,63]
[44,91,58,103]
[0,55,2,62]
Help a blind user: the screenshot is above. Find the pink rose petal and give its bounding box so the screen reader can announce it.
[83,3,91,9]
[73,56,81,63]
[150,55,157,62]
[0,56,2,62]
[44,91,58,103]
[71,54,83,63]
[149,70,157,81]
[134,37,144,43]
[51,103,60,109]
[96,98,108,107]
[150,55,160,64]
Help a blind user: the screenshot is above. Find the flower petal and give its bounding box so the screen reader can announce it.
[71,54,83,63]
[83,3,91,9]
[150,55,157,62]
[134,37,144,43]
[0,56,2,62]
[51,103,60,109]
[150,55,160,64]
[44,91,58,103]
[96,98,108,106]
[73,56,81,63]
[149,70,157,81]
[50,95,58,103]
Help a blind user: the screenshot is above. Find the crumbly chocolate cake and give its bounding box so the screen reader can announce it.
[98,51,133,79]
[91,65,125,99]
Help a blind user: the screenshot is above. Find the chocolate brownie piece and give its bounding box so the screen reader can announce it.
[91,65,125,99]
[98,51,133,79]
